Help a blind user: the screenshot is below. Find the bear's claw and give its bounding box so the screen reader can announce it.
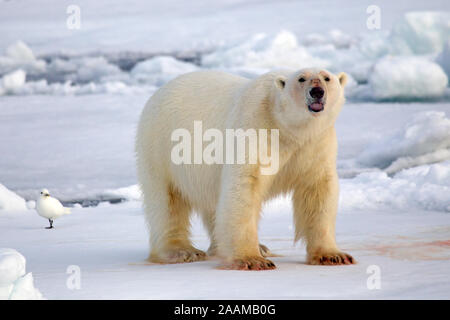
[308,251,355,265]
[225,257,276,271]
[164,248,207,263]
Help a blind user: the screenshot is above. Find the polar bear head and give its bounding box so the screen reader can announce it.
[273,68,347,131]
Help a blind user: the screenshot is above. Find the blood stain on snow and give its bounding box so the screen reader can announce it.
[369,239,450,261]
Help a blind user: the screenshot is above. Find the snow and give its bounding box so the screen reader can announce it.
[99,159,450,214]
[101,185,142,202]
[369,56,448,100]
[5,41,36,62]
[0,94,449,204]
[0,94,148,202]
[202,30,329,77]
[104,161,450,213]
[389,12,450,55]
[0,0,449,300]
[0,248,43,300]
[0,183,27,212]
[1,69,26,94]
[436,40,450,78]
[395,161,450,187]
[100,158,450,214]
[0,249,26,286]
[357,111,450,171]
[7,79,153,96]
[1,0,446,55]
[0,200,449,299]
[0,7,449,101]
[131,56,198,86]
[328,29,355,49]
[59,56,124,84]
[0,41,45,76]
[340,163,450,213]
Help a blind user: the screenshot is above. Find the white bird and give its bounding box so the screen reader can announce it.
[36,188,71,229]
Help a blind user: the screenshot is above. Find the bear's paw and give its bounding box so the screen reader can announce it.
[224,256,276,271]
[157,247,207,264]
[308,251,355,265]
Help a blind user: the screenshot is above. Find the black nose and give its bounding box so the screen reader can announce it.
[310,87,324,99]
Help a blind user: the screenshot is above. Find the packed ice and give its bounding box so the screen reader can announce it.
[369,56,448,100]
[0,249,43,300]
[0,11,448,101]
[202,30,329,77]
[357,111,450,172]
[0,183,27,212]
[389,12,450,55]
[131,56,198,86]
[0,1,449,299]
[340,161,450,213]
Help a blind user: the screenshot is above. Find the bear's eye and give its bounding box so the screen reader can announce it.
[298,77,305,83]
[324,77,330,82]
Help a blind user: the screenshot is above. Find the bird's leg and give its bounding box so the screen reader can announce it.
[46,219,54,229]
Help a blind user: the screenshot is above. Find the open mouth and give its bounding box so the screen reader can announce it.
[308,86,325,113]
[308,102,324,113]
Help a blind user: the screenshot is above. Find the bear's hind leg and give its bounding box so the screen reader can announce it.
[200,211,218,256]
[145,180,206,264]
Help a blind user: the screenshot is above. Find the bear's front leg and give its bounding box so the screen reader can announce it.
[215,166,276,270]
[293,171,355,265]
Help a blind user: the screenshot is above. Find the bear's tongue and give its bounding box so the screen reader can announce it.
[308,102,324,112]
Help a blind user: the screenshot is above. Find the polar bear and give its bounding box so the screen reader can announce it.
[136,68,355,270]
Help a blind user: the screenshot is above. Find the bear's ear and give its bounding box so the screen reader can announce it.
[338,72,348,87]
[275,76,287,90]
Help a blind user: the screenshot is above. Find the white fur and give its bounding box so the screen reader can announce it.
[136,69,355,269]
